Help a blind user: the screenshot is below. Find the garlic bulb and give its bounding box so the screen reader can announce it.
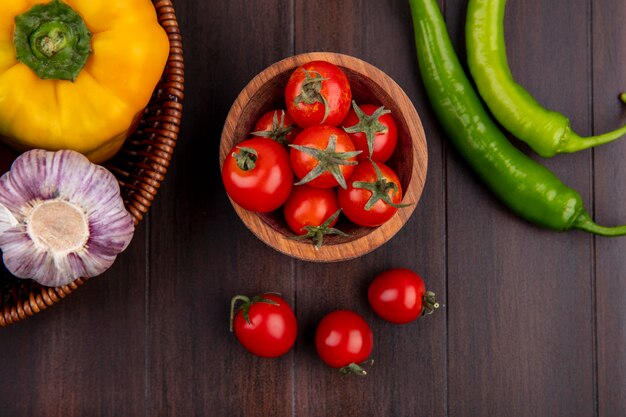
[0,149,135,287]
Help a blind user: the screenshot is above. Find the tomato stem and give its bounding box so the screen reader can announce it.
[288,209,348,249]
[252,111,294,145]
[294,69,331,123]
[343,101,391,159]
[229,295,250,332]
[289,134,361,189]
[339,359,374,377]
[352,161,412,210]
[230,294,281,332]
[232,146,258,171]
[421,291,440,316]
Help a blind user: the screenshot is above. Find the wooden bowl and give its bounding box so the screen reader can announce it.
[0,0,184,327]
[220,52,427,262]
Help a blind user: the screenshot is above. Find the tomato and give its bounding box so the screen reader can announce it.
[230,293,297,358]
[252,109,301,145]
[368,269,439,324]
[284,186,339,234]
[290,126,360,189]
[342,102,398,162]
[283,185,346,248]
[337,161,408,227]
[285,60,352,128]
[315,310,373,375]
[222,137,293,212]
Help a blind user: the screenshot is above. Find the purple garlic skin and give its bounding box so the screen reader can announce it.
[0,149,135,287]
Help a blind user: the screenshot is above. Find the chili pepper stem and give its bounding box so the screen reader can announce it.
[560,125,626,154]
[560,91,626,152]
[574,212,626,237]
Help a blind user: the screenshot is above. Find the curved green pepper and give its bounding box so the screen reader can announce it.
[409,0,626,236]
[465,0,626,157]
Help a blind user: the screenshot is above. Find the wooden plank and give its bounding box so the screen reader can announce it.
[592,1,626,416]
[145,1,296,416]
[293,1,447,416]
[0,227,147,417]
[444,0,596,416]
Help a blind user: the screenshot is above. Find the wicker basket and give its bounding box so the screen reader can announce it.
[0,0,185,327]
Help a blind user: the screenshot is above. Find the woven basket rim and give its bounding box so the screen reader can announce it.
[0,0,184,327]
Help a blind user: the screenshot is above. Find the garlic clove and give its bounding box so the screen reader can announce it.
[0,202,18,234]
[0,149,135,287]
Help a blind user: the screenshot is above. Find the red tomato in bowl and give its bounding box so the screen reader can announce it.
[252,109,301,145]
[230,293,297,358]
[315,310,373,375]
[285,60,352,128]
[283,185,340,234]
[289,126,360,189]
[342,102,398,162]
[337,160,407,227]
[283,185,344,248]
[368,269,439,324]
[222,137,293,212]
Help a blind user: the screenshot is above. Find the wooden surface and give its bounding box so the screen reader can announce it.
[1,0,624,416]
[219,52,428,262]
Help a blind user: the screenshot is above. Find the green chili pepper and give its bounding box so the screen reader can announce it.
[465,0,626,157]
[409,0,626,236]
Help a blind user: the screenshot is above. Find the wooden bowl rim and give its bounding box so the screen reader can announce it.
[220,52,427,262]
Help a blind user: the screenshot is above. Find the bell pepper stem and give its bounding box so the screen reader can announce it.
[14,0,92,81]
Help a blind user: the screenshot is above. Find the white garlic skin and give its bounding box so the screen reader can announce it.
[0,149,135,287]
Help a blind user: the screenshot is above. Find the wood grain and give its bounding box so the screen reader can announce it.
[445,0,595,416]
[219,52,428,262]
[0,226,148,417]
[593,1,626,416]
[146,1,296,416]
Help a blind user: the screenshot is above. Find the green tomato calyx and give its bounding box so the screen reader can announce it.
[289,134,361,189]
[294,69,331,123]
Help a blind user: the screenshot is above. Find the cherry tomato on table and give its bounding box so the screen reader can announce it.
[342,102,398,163]
[285,60,352,128]
[338,160,409,227]
[368,269,439,324]
[222,137,293,212]
[315,310,374,376]
[230,293,297,358]
[283,185,346,248]
[252,109,301,145]
[290,126,361,189]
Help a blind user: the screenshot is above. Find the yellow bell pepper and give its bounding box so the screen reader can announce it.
[0,0,169,163]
